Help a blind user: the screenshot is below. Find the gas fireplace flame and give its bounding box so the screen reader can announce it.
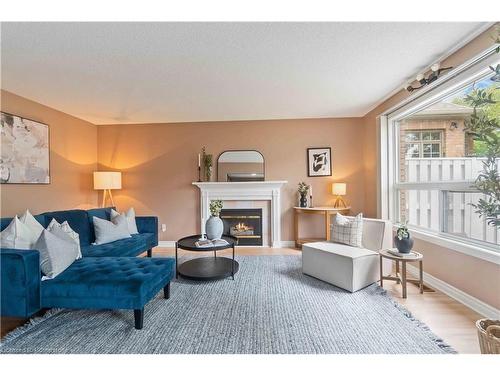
[234,222,252,232]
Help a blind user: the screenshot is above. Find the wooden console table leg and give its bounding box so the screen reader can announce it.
[325,211,331,241]
[395,260,400,284]
[419,260,424,294]
[294,210,299,248]
[401,261,407,299]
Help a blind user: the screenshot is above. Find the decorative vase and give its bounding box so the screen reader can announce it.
[206,215,223,240]
[299,193,308,208]
[394,235,414,253]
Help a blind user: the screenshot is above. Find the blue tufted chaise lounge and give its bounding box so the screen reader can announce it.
[1,207,175,329]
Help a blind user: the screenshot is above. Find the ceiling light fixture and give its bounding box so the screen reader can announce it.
[405,62,453,93]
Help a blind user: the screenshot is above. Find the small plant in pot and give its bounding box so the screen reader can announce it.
[205,200,224,240]
[298,182,309,208]
[394,222,414,254]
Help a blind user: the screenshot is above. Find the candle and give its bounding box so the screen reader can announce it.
[309,185,313,207]
[198,153,201,167]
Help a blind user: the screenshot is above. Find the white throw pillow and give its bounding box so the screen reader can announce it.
[92,215,131,245]
[47,218,82,259]
[0,216,33,249]
[35,229,79,279]
[19,209,45,244]
[110,208,139,235]
[331,213,364,248]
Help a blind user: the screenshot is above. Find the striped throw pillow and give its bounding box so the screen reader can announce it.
[331,213,363,247]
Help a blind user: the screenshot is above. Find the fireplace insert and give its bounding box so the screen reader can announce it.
[220,208,263,246]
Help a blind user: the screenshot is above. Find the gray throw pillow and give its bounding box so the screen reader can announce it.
[35,229,79,279]
[92,215,131,245]
[111,207,139,235]
[47,218,82,259]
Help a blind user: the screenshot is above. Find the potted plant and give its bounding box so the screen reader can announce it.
[298,182,309,208]
[206,200,224,240]
[394,222,413,253]
[202,147,213,182]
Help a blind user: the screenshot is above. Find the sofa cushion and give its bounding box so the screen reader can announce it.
[305,241,377,259]
[302,242,379,293]
[92,216,131,245]
[331,213,364,247]
[43,210,92,247]
[41,256,175,310]
[19,210,45,242]
[1,214,46,232]
[0,216,34,249]
[35,229,79,279]
[86,207,113,243]
[81,233,155,257]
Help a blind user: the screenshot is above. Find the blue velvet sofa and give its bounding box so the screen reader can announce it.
[1,207,174,329]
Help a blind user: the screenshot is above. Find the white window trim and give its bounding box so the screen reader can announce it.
[379,47,500,264]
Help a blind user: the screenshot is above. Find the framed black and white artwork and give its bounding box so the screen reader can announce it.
[1,112,50,184]
[307,147,332,177]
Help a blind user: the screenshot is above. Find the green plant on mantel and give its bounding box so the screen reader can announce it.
[202,146,213,181]
[463,27,500,227]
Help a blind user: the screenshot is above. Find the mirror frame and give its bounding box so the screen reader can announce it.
[217,149,265,182]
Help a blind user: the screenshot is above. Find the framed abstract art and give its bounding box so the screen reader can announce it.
[307,147,332,177]
[1,112,50,184]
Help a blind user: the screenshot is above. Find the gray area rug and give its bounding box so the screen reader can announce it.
[1,255,455,354]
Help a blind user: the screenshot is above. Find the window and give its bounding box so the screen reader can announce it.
[382,53,500,254]
[404,130,443,158]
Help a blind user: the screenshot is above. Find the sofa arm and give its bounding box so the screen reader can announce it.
[136,216,158,246]
[0,248,41,317]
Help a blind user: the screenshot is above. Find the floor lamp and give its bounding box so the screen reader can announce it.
[94,171,122,208]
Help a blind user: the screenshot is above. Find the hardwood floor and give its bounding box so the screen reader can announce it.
[1,246,483,353]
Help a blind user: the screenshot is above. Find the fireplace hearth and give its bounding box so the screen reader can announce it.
[220,209,263,246]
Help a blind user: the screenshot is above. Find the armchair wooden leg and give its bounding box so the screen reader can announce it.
[164,282,170,299]
[134,309,144,329]
[147,249,152,258]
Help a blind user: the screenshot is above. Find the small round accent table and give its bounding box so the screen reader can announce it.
[175,235,238,281]
[379,249,424,299]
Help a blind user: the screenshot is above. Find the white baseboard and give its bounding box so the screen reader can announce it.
[279,240,296,248]
[406,264,500,319]
[158,241,176,247]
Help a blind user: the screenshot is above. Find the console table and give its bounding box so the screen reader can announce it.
[293,206,351,248]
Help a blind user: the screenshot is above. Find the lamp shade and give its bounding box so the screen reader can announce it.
[332,183,346,196]
[93,171,122,190]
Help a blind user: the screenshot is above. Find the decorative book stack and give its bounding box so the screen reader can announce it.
[195,238,229,248]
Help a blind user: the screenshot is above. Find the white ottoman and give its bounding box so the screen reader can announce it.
[302,242,379,292]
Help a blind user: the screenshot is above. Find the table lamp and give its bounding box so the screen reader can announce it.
[94,171,122,207]
[332,183,347,208]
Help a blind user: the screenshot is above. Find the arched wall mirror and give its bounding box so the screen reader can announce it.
[217,150,265,182]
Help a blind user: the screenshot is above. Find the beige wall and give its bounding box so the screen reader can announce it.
[416,239,500,309]
[97,118,366,241]
[361,24,500,310]
[0,90,98,217]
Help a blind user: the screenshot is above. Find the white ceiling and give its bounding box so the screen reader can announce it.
[0,22,489,125]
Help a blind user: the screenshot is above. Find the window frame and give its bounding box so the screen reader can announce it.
[404,130,443,158]
[378,47,500,264]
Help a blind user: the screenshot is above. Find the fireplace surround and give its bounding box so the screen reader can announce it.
[192,181,287,247]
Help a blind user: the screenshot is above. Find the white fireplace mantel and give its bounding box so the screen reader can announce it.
[192,181,287,248]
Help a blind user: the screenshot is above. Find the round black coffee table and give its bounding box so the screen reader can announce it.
[175,235,238,281]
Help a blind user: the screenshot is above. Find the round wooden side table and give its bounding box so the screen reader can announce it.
[379,249,424,299]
